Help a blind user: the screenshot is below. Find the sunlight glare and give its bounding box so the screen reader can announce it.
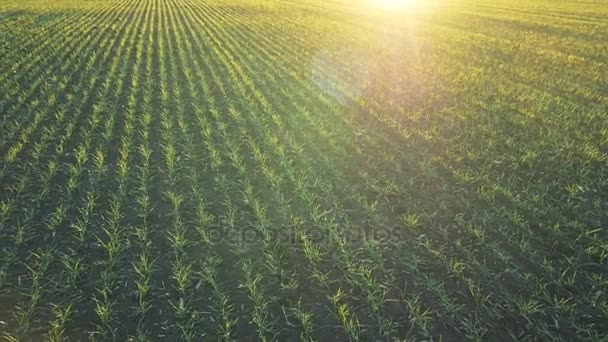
[370,0,416,9]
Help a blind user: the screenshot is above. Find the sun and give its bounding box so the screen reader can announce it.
[370,0,416,9]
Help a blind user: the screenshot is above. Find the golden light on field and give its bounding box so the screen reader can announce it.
[369,0,416,9]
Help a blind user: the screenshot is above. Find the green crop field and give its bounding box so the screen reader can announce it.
[0,0,607,340]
